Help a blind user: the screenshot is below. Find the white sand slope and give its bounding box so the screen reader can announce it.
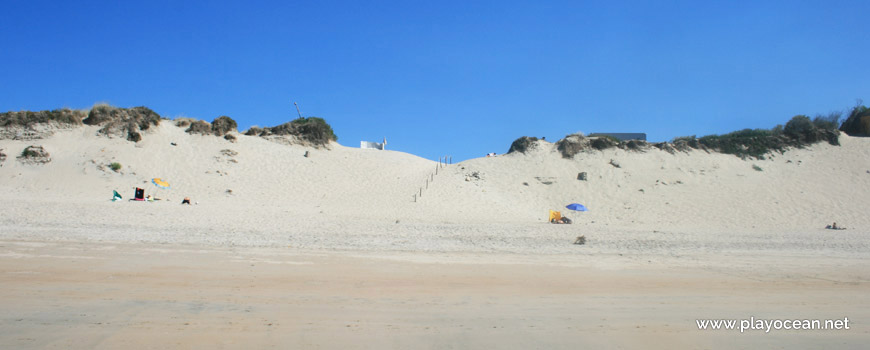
[1,123,868,247]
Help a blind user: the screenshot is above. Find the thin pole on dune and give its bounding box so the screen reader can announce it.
[293,101,303,119]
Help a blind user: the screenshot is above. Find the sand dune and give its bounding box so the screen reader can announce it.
[2,123,868,232]
[1,123,868,349]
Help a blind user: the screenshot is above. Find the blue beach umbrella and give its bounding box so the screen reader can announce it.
[566,203,587,212]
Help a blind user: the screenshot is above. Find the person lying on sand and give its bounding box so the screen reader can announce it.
[182,197,191,205]
[825,222,846,230]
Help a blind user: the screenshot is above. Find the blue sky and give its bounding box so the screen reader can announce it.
[1,0,868,161]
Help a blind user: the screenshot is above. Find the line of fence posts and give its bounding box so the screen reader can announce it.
[414,155,451,202]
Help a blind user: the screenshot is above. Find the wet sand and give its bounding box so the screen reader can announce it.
[1,240,867,349]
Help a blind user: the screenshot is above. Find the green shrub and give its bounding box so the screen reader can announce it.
[19,146,49,159]
[784,115,815,136]
[752,164,763,171]
[588,134,621,144]
[21,148,40,158]
[772,124,784,135]
[698,128,785,159]
[289,117,337,143]
[109,162,122,172]
[813,112,841,130]
[671,135,697,143]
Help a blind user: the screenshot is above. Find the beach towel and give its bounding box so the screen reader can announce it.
[133,187,145,201]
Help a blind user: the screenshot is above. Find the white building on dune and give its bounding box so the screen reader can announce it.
[360,137,387,150]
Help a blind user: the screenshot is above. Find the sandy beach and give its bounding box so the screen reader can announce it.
[1,240,866,349]
[2,124,869,348]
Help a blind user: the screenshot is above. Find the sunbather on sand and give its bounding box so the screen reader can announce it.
[826,222,846,230]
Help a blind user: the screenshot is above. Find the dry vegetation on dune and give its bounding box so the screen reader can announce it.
[83,105,162,142]
[512,109,856,160]
[184,116,238,137]
[244,117,338,147]
[0,108,86,139]
[0,108,85,127]
[1,104,338,147]
[2,101,865,157]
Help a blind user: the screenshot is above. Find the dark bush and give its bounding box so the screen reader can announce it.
[244,127,264,136]
[224,134,236,142]
[185,120,212,135]
[251,117,338,146]
[507,136,539,154]
[623,139,649,151]
[21,148,40,158]
[840,104,870,136]
[590,136,618,150]
[653,142,678,154]
[555,134,586,158]
[211,116,237,136]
